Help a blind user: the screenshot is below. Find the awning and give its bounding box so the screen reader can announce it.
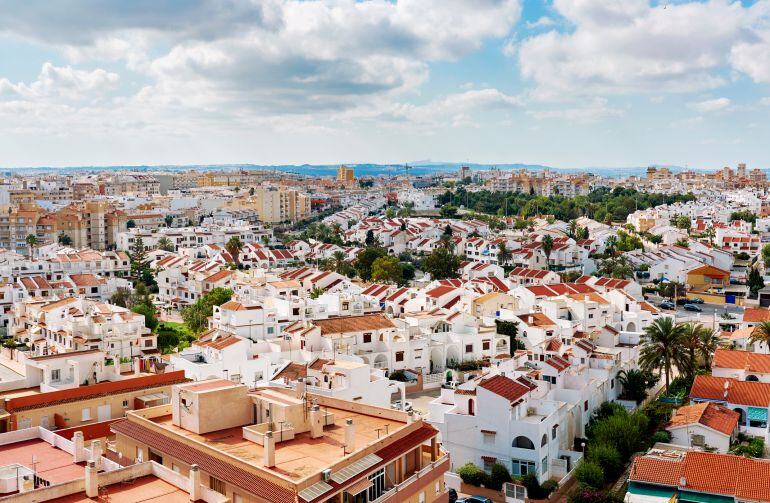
[345,477,373,496]
[748,406,768,422]
[679,490,734,503]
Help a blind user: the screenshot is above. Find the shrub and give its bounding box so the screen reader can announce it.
[487,462,512,491]
[587,443,623,479]
[388,370,409,382]
[651,431,671,444]
[522,473,547,499]
[731,437,764,458]
[541,479,559,497]
[590,411,649,458]
[575,460,604,489]
[568,486,625,503]
[456,463,488,487]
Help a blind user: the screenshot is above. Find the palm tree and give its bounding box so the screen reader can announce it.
[25,234,37,259]
[541,235,554,269]
[698,327,723,370]
[639,317,689,393]
[225,236,243,266]
[397,201,415,218]
[681,323,708,378]
[157,236,175,252]
[605,235,617,255]
[497,242,512,267]
[749,320,770,352]
[331,250,347,274]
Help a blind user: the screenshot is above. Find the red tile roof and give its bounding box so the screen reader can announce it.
[478,375,531,402]
[6,371,189,412]
[742,307,770,323]
[690,375,770,407]
[667,402,739,435]
[713,348,770,374]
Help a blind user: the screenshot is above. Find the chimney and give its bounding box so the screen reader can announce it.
[407,410,414,424]
[72,431,85,463]
[90,439,103,471]
[264,431,276,467]
[345,419,356,453]
[19,475,34,493]
[85,461,98,498]
[134,358,141,376]
[296,377,306,399]
[189,465,202,501]
[310,405,323,439]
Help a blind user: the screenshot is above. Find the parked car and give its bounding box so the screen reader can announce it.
[683,303,702,312]
[658,301,675,310]
[392,400,413,412]
[688,297,705,304]
[448,488,458,503]
[457,497,493,503]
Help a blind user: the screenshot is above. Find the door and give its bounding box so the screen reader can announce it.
[40,415,49,430]
[97,404,111,422]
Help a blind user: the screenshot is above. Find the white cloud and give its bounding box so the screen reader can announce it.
[689,97,731,113]
[518,0,769,99]
[761,97,770,106]
[528,98,624,122]
[0,62,119,101]
[525,16,555,29]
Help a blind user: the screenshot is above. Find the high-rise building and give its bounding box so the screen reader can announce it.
[337,165,355,185]
[252,187,311,223]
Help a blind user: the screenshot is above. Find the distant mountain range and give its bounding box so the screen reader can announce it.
[1,162,730,179]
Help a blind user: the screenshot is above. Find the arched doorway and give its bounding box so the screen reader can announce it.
[374,354,388,369]
[733,407,746,426]
[625,322,637,332]
[430,348,443,373]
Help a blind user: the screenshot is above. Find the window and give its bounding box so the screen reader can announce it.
[552,425,558,440]
[136,447,144,462]
[267,327,274,335]
[483,458,496,472]
[435,481,441,495]
[395,351,404,362]
[465,344,473,353]
[363,333,372,343]
[81,408,92,421]
[483,432,495,445]
[611,379,615,389]
[541,456,548,475]
[419,492,425,503]
[584,400,589,412]
[209,476,226,495]
[511,459,536,477]
[691,434,705,446]
[122,400,129,408]
[482,340,491,351]
[51,369,61,382]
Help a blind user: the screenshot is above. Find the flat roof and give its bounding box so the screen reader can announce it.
[52,475,191,503]
[149,405,406,480]
[0,438,84,485]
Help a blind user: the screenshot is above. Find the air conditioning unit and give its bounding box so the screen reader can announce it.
[321,469,332,482]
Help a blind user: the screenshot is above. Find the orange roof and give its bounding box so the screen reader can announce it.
[629,456,683,486]
[312,314,395,335]
[667,402,739,435]
[202,269,235,283]
[478,375,531,402]
[713,348,770,374]
[690,375,770,407]
[687,264,730,278]
[743,307,770,323]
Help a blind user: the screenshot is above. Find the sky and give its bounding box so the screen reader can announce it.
[0,0,769,170]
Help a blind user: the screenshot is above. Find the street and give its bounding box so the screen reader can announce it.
[644,294,743,324]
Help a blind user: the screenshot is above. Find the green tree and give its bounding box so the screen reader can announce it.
[748,267,765,297]
[109,287,132,308]
[202,287,233,310]
[157,236,175,252]
[541,234,554,267]
[597,255,634,279]
[310,286,325,299]
[371,256,403,284]
[674,215,691,230]
[762,244,770,268]
[330,250,347,274]
[385,206,396,219]
[181,302,209,334]
[616,369,658,404]
[131,237,147,277]
[439,204,458,218]
[57,232,73,246]
[423,243,461,280]
[639,317,689,392]
[25,234,37,258]
[698,326,723,370]
[126,219,136,229]
[749,320,770,351]
[574,460,604,488]
[497,242,512,266]
[131,302,158,331]
[682,323,712,378]
[356,246,387,281]
[648,234,663,245]
[397,201,415,218]
[365,230,376,246]
[164,215,174,227]
[587,443,623,479]
[225,236,243,265]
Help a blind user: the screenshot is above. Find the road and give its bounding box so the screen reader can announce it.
[644,294,743,323]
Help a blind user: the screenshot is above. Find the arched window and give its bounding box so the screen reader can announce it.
[541,434,548,447]
[746,375,759,382]
[513,436,535,449]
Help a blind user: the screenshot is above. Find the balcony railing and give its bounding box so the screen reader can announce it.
[370,455,447,503]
